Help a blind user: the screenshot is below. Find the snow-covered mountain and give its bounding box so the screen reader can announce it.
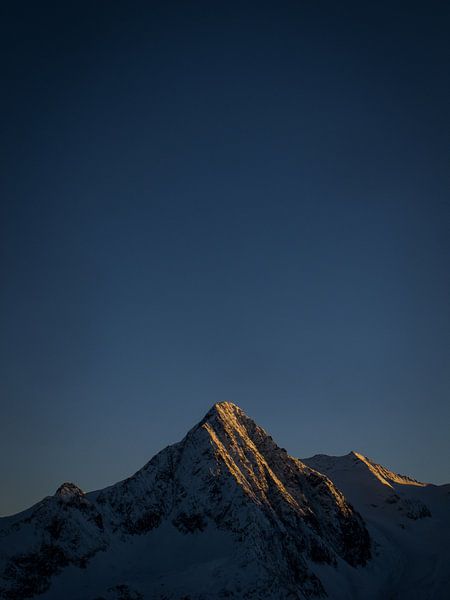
[0,403,448,600]
[303,451,450,599]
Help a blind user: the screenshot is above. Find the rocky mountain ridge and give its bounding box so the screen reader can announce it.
[0,402,448,600]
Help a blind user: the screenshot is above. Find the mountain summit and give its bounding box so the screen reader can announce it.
[0,403,448,600]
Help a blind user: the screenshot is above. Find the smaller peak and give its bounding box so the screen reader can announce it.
[55,482,84,499]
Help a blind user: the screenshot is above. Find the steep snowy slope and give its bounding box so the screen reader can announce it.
[0,403,370,600]
[303,452,450,599]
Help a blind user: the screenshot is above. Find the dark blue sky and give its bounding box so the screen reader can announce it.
[1,1,449,515]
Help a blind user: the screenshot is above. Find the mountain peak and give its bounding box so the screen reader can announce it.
[198,401,276,459]
[213,400,238,409]
[198,401,260,439]
[55,482,84,499]
[204,400,245,420]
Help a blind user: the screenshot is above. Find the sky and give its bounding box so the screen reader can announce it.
[0,1,449,516]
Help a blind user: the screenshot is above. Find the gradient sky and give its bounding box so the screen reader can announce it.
[1,1,449,516]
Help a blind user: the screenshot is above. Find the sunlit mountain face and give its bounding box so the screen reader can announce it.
[0,403,448,600]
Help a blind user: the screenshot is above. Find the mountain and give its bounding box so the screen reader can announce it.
[302,451,430,518]
[303,451,450,599]
[0,403,448,600]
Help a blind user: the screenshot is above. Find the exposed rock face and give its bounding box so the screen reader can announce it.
[2,402,446,599]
